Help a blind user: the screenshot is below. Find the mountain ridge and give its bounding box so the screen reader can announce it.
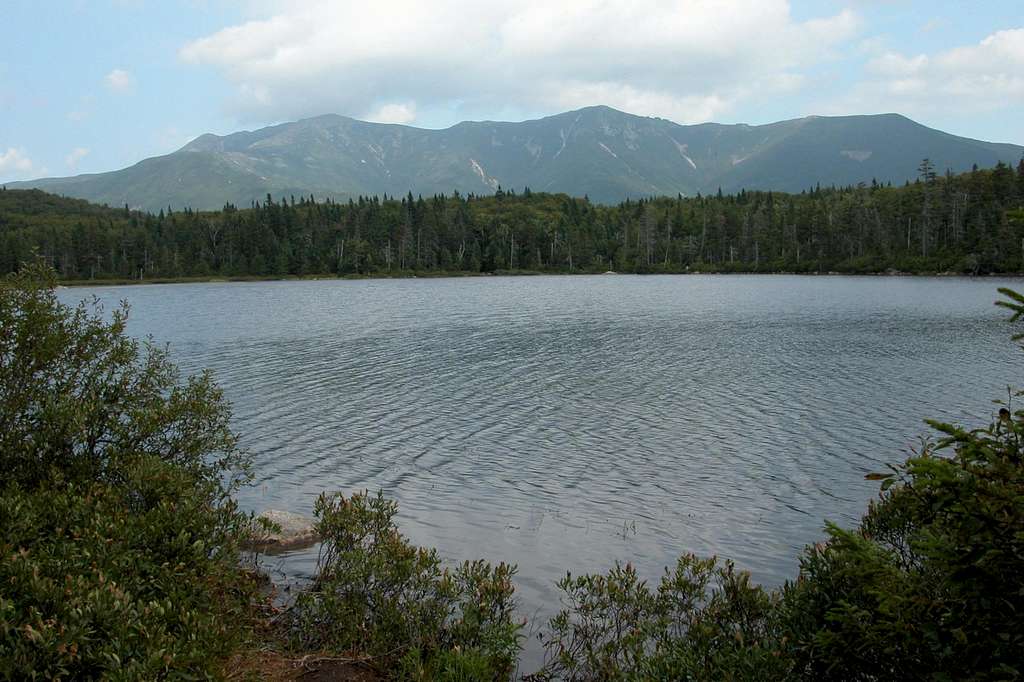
[7,106,1023,210]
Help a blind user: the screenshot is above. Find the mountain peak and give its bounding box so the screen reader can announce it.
[551,104,641,121]
[179,133,223,153]
[572,104,628,115]
[9,106,1021,210]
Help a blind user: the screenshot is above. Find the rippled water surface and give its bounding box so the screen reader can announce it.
[60,274,1020,640]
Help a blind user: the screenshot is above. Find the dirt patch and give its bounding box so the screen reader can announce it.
[298,660,380,681]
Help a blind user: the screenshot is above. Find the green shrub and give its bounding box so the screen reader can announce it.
[530,556,789,681]
[781,414,1024,678]
[397,646,505,681]
[0,459,256,680]
[0,261,247,493]
[285,490,523,680]
[0,261,257,679]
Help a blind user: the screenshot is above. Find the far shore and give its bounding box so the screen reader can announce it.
[54,267,1024,287]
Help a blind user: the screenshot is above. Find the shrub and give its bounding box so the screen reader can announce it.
[530,556,789,681]
[0,261,247,492]
[0,262,257,679]
[781,413,1024,678]
[285,490,523,679]
[0,459,257,679]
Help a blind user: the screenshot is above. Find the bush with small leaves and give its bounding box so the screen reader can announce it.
[0,261,257,679]
[0,260,248,493]
[285,490,523,680]
[781,415,1024,678]
[530,555,790,681]
[0,458,258,679]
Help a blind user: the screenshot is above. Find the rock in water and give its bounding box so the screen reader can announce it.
[249,510,319,552]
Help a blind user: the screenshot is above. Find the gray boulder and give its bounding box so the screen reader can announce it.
[248,509,319,552]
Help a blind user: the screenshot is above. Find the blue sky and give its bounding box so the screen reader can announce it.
[2,0,1022,183]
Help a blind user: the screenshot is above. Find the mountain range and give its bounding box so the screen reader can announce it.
[7,106,1023,211]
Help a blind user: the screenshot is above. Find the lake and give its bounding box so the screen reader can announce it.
[59,274,1021,649]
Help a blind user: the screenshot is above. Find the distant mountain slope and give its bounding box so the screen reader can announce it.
[7,106,1022,210]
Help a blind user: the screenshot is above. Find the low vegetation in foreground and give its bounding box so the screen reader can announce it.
[0,262,259,678]
[2,261,1023,680]
[282,491,522,679]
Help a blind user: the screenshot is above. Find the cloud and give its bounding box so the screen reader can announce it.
[180,0,860,125]
[105,68,135,93]
[823,28,1024,120]
[0,147,46,181]
[65,147,90,170]
[365,102,417,125]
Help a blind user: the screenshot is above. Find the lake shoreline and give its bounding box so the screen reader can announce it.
[55,267,1024,287]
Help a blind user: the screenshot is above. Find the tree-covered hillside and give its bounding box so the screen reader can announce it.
[3,160,1024,280]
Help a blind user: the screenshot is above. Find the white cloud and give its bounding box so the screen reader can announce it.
[65,147,90,170]
[0,147,45,181]
[105,68,135,93]
[365,102,417,125]
[825,28,1024,119]
[180,0,860,125]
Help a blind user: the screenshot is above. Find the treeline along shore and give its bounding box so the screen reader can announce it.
[3,159,1024,281]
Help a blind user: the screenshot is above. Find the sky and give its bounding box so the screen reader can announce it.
[2,0,1022,183]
